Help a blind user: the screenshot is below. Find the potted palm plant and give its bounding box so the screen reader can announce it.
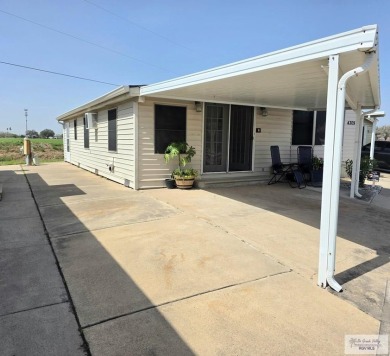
[164,142,198,189]
[345,156,377,187]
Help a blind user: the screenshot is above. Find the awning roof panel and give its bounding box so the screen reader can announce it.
[57,25,380,121]
[141,25,380,110]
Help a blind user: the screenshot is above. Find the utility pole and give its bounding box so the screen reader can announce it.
[24,109,28,136]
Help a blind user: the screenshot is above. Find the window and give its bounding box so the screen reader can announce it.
[108,108,117,151]
[292,111,313,145]
[314,111,326,145]
[155,105,186,154]
[83,116,89,148]
[74,119,77,140]
[292,110,326,146]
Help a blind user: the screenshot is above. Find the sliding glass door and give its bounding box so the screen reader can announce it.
[203,103,253,173]
[229,105,253,171]
[203,103,229,172]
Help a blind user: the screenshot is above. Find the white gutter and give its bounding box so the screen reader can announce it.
[56,86,140,121]
[326,52,375,292]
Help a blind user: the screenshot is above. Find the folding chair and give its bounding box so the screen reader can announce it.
[297,146,313,182]
[268,146,292,185]
[289,169,306,189]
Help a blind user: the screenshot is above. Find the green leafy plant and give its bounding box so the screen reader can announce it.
[312,156,324,170]
[172,167,198,178]
[345,156,377,187]
[164,142,197,178]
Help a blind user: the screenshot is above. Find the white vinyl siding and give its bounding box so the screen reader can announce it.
[254,108,292,178]
[66,101,136,188]
[342,110,357,163]
[63,99,360,189]
[138,98,202,189]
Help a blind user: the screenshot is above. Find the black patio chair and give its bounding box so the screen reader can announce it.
[290,169,306,189]
[268,146,292,185]
[297,146,313,181]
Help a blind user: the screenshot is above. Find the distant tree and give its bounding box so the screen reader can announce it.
[0,131,17,138]
[26,129,39,138]
[0,127,17,138]
[376,125,390,141]
[40,129,55,138]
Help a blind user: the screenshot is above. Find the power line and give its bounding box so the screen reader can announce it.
[82,0,191,51]
[0,60,121,86]
[0,9,176,74]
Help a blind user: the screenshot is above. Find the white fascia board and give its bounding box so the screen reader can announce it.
[141,25,378,96]
[57,86,139,121]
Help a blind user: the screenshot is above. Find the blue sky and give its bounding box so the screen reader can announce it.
[1,0,389,135]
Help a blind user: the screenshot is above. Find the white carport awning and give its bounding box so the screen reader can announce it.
[141,25,380,111]
[142,25,381,293]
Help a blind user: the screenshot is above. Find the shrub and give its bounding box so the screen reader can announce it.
[345,156,377,187]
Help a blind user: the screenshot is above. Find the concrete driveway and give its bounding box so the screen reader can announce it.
[1,162,389,355]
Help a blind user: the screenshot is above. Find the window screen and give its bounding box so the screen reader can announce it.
[74,119,77,140]
[155,105,186,154]
[292,111,314,145]
[83,116,89,148]
[108,109,117,151]
[314,111,326,145]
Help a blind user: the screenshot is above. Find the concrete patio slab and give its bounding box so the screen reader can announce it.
[0,216,47,249]
[39,194,178,238]
[0,199,39,220]
[0,189,33,202]
[30,182,129,207]
[146,181,390,322]
[84,273,379,356]
[0,303,85,356]
[53,214,290,327]
[3,162,386,355]
[0,243,68,315]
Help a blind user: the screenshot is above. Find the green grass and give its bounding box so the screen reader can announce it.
[0,138,64,165]
[0,137,63,148]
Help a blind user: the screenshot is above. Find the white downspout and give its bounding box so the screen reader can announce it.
[350,108,363,198]
[326,52,375,292]
[370,118,378,159]
[351,108,377,198]
[354,112,364,198]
